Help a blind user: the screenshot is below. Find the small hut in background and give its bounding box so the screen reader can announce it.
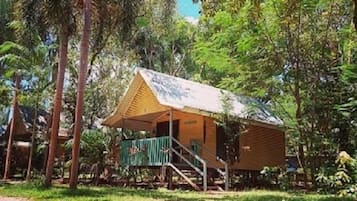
[0,104,69,177]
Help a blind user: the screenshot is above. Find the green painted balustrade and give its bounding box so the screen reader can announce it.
[120,136,170,166]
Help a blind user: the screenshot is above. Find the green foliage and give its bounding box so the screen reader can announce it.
[128,1,197,77]
[337,64,357,122]
[193,0,357,187]
[64,129,119,184]
[0,0,15,44]
[62,39,132,129]
[316,151,357,198]
[0,35,55,109]
[259,166,292,191]
[215,92,245,165]
[259,166,280,184]
[65,129,115,165]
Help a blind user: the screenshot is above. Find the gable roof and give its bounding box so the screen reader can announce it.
[104,68,283,127]
[0,105,49,137]
[139,68,283,126]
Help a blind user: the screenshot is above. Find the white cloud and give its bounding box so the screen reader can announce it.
[185,16,198,25]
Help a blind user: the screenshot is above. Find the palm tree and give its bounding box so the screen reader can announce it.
[19,0,76,186]
[10,0,75,185]
[0,39,54,181]
[44,25,70,186]
[68,0,145,189]
[69,0,92,189]
[0,41,30,180]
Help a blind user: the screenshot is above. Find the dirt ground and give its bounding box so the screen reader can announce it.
[0,197,29,201]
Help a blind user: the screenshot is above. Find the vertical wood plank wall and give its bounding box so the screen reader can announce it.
[153,111,285,171]
[125,78,168,117]
[235,125,285,170]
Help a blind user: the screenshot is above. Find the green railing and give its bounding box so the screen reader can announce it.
[120,136,170,166]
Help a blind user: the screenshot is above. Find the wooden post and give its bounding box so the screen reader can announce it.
[169,109,173,163]
[167,167,173,190]
[203,162,207,191]
[224,163,229,191]
[3,73,20,180]
[168,109,173,190]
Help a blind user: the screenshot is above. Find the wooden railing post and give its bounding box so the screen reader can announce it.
[191,142,230,191]
[203,162,207,191]
[224,163,229,191]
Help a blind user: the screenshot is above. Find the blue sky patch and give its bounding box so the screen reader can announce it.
[177,0,200,19]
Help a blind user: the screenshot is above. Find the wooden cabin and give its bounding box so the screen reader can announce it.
[0,104,69,176]
[103,68,285,191]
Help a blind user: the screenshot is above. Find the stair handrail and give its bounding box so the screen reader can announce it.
[171,137,207,191]
[194,142,227,167]
[167,162,201,191]
[192,142,229,191]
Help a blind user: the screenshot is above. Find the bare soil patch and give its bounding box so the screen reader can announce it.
[0,197,29,201]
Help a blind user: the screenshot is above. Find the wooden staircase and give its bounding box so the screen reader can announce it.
[166,163,227,191]
[167,137,229,191]
[119,136,229,191]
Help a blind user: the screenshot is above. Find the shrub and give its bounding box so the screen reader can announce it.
[316,151,356,198]
[259,166,292,190]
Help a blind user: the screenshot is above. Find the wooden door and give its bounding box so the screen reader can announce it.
[156,120,179,138]
[156,120,179,162]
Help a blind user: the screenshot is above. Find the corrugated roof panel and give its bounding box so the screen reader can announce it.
[138,68,283,126]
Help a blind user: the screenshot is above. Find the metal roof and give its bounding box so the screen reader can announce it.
[138,68,283,126]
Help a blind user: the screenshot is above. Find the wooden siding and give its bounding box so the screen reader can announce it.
[153,112,285,170]
[154,110,203,146]
[202,117,220,167]
[125,77,168,118]
[153,111,220,167]
[234,125,285,170]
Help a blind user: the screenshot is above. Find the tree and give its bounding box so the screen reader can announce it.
[0,0,15,44]
[2,73,19,180]
[128,1,197,77]
[215,92,245,165]
[41,0,75,186]
[192,0,356,188]
[0,39,54,181]
[12,0,76,186]
[65,129,118,185]
[69,0,92,189]
[69,0,144,189]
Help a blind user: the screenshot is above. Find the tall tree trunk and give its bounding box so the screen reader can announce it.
[295,0,309,188]
[3,73,20,180]
[26,94,39,181]
[45,28,69,186]
[353,0,357,32]
[69,0,91,189]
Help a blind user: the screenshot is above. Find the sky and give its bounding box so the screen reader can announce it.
[177,0,200,24]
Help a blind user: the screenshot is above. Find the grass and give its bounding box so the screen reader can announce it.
[0,183,354,201]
